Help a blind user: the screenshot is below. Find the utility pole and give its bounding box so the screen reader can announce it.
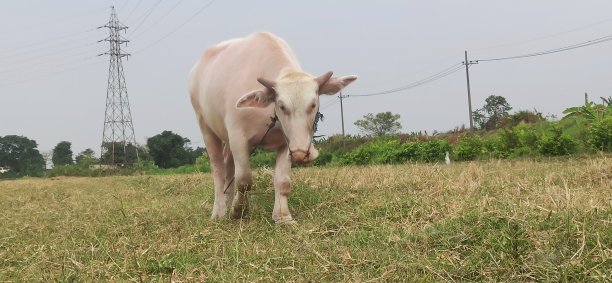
[339,92,346,151]
[98,6,140,172]
[463,51,476,136]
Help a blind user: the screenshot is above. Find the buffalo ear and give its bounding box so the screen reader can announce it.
[315,71,333,88]
[236,88,276,108]
[319,75,358,95]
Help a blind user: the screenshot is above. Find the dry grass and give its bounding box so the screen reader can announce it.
[0,155,611,281]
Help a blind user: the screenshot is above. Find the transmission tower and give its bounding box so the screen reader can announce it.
[98,6,140,170]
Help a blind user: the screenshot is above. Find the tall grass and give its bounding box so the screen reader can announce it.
[1,155,610,281]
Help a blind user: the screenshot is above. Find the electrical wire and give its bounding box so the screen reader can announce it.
[476,33,612,62]
[0,28,98,58]
[127,0,163,36]
[320,98,340,110]
[350,63,464,97]
[131,0,185,40]
[0,41,100,73]
[0,6,106,37]
[117,0,133,15]
[0,56,106,89]
[134,0,215,54]
[474,16,612,51]
[123,0,144,22]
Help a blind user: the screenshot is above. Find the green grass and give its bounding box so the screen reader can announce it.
[1,156,611,281]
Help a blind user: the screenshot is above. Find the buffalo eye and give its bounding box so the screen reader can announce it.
[280,105,286,112]
[311,103,316,109]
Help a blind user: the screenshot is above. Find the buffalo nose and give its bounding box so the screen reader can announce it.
[290,149,310,164]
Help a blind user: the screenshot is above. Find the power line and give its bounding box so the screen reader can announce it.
[476,33,612,62]
[350,63,464,97]
[134,0,215,54]
[321,98,339,110]
[474,16,612,51]
[117,0,133,15]
[131,0,185,40]
[127,0,163,36]
[123,0,144,22]
[0,28,98,58]
[0,42,99,74]
[0,6,106,37]
[0,56,105,89]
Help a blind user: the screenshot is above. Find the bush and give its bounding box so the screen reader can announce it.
[537,126,578,156]
[0,171,20,179]
[498,128,521,153]
[455,135,484,161]
[372,139,405,164]
[339,142,377,165]
[509,146,535,158]
[46,165,90,177]
[516,127,539,149]
[339,139,414,165]
[587,116,612,151]
[313,149,333,166]
[194,154,211,172]
[250,149,276,168]
[415,140,451,162]
[338,138,452,165]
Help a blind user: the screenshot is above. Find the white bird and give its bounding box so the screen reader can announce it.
[445,151,451,165]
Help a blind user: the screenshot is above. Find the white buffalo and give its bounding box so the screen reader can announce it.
[189,32,357,222]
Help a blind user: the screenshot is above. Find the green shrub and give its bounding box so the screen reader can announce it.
[339,139,418,165]
[250,149,276,168]
[498,128,521,153]
[47,165,90,177]
[509,146,535,158]
[194,155,211,172]
[415,140,451,162]
[0,171,20,179]
[537,126,578,156]
[587,116,612,151]
[400,142,419,161]
[340,142,376,165]
[372,139,405,164]
[482,138,508,159]
[313,149,333,166]
[516,128,539,149]
[455,135,484,161]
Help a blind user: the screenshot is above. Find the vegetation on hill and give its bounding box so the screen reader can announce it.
[2,93,610,178]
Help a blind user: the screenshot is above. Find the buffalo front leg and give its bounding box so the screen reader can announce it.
[229,138,253,219]
[273,145,294,223]
[197,116,227,219]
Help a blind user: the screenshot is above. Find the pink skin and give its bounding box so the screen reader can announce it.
[189,32,357,222]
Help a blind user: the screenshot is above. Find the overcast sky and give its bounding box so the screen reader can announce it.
[1,1,612,156]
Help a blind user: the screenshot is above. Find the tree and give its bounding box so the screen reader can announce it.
[75,148,98,168]
[0,135,45,177]
[563,93,611,125]
[473,95,512,131]
[187,146,206,162]
[354,112,402,136]
[146,131,193,168]
[52,141,73,166]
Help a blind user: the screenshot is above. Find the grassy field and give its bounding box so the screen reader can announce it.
[1,155,611,281]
